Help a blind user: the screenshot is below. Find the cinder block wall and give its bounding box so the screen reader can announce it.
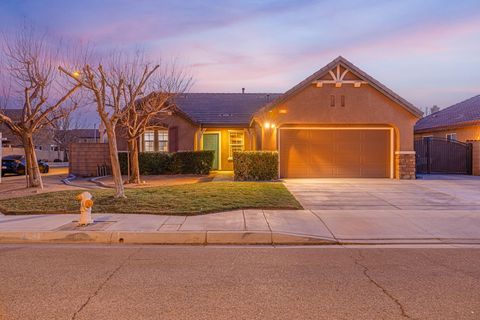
[69,143,111,177]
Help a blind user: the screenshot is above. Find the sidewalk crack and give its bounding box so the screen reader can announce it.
[310,210,337,241]
[242,210,246,231]
[71,248,140,320]
[352,252,414,319]
[261,210,273,245]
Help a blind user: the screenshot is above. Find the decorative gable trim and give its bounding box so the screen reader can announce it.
[255,56,423,118]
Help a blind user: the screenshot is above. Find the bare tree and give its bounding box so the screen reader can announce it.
[50,107,88,161]
[60,51,163,198]
[0,26,81,188]
[121,61,192,184]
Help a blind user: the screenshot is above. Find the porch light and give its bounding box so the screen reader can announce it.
[264,122,271,129]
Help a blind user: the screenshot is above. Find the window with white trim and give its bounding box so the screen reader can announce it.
[228,131,244,159]
[144,130,155,152]
[446,133,457,141]
[158,130,168,152]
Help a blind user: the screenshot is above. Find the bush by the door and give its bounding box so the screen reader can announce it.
[119,151,214,175]
[233,151,278,181]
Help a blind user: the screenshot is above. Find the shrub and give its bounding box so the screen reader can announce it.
[118,150,214,175]
[172,151,215,175]
[119,152,128,174]
[233,151,278,181]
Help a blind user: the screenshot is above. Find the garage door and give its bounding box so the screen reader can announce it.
[279,129,391,178]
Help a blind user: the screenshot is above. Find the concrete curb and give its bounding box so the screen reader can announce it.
[88,176,113,188]
[0,231,338,245]
[2,231,479,246]
[61,174,77,185]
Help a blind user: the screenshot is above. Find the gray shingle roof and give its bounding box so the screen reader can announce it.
[173,93,282,126]
[415,95,480,132]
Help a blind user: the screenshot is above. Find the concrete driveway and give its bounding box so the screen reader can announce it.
[284,175,480,211]
[283,175,480,242]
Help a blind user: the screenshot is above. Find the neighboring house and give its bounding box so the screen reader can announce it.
[0,109,64,161]
[66,129,100,143]
[116,56,422,179]
[414,95,480,142]
[54,128,100,161]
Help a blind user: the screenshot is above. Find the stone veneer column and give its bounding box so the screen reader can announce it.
[395,151,416,179]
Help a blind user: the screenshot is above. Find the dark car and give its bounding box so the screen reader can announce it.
[1,155,49,177]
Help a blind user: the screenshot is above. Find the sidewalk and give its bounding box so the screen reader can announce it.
[1,209,480,245]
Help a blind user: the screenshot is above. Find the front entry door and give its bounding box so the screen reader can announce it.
[203,133,220,170]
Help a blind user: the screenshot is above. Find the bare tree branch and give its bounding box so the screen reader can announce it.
[0,24,85,188]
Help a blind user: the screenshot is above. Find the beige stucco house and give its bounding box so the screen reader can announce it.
[117,56,422,179]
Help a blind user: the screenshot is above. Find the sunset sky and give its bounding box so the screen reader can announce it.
[1,0,480,115]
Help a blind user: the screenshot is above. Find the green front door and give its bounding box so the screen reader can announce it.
[203,133,219,170]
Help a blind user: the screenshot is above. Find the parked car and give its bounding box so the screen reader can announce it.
[1,155,49,177]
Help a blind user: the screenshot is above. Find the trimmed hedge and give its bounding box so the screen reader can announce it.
[233,151,278,181]
[173,151,214,175]
[119,151,214,175]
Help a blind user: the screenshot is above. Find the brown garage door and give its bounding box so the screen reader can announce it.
[279,129,391,178]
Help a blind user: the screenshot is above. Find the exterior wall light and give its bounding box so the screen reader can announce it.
[264,122,271,129]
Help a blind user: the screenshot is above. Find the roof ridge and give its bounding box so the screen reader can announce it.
[254,56,423,118]
[439,94,480,112]
[415,94,480,131]
[419,94,480,121]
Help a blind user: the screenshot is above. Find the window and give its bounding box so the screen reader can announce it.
[229,131,244,159]
[446,133,457,141]
[330,95,335,107]
[144,130,155,152]
[422,135,433,142]
[143,129,169,152]
[158,130,168,152]
[341,95,345,107]
[50,145,58,151]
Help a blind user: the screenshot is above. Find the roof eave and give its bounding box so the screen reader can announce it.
[200,123,250,128]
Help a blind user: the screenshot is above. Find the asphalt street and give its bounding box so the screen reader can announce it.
[0,245,479,320]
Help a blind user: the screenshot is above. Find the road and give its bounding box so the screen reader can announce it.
[0,245,479,320]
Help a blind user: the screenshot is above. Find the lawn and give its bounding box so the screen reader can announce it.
[0,182,302,215]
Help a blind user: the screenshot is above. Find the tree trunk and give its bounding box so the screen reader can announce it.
[128,138,141,184]
[22,133,43,189]
[63,149,69,162]
[105,126,126,198]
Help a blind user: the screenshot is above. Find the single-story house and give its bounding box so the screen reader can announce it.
[116,56,422,179]
[0,109,64,162]
[414,95,480,142]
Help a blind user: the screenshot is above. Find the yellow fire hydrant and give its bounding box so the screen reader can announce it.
[76,191,94,226]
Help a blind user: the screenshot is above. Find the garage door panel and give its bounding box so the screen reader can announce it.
[310,165,335,177]
[280,129,391,178]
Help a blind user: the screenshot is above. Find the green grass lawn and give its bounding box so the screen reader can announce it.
[0,182,302,215]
